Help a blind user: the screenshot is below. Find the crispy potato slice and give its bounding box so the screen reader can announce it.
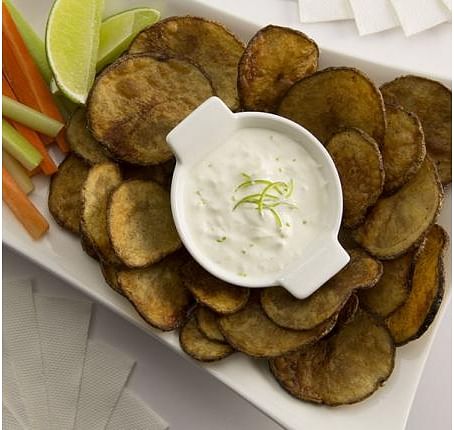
[118,251,193,331]
[381,76,451,182]
[87,54,214,165]
[80,230,99,260]
[336,293,359,326]
[100,262,123,294]
[260,249,382,330]
[326,128,384,227]
[359,251,415,318]
[48,155,90,234]
[67,108,111,165]
[81,163,122,265]
[181,260,249,314]
[219,301,336,358]
[108,180,181,268]
[269,309,395,405]
[121,159,175,190]
[277,67,386,144]
[129,16,244,111]
[180,316,233,362]
[353,157,443,259]
[382,106,426,194]
[195,306,225,343]
[238,25,318,112]
[386,224,448,345]
[430,149,452,185]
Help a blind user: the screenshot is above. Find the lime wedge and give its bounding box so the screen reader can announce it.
[97,8,160,71]
[45,0,104,104]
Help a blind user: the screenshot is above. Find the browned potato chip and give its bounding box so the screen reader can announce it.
[180,315,233,362]
[336,293,359,326]
[80,230,99,260]
[430,149,452,185]
[382,105,426,194]
[381,76,451,183]
[121,159,175,190]
[277,67,386,144]
[195,306,225,343]
[108,180,181,268]
[118,251,193,331]
[353,157,443,259]
[219,300,336,358]
[359,251,415,318]
[260,249,382,330]
[386,224,448,345]
[338,228,358,249]
[269,309,395,405]
[81,163,122,265]
[87,54,214,165]
[129,16,244,111]
[238,25,318,112]
[48,155,90,234]
[326,128,384,227]
[100,262,123,294]
[181,260,249,314]
[67,108,111,165]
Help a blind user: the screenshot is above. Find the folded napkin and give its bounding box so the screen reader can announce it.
[3,405,24,430]
[349,0,400,34]
[299,0,354,22]
[442,0,452,11]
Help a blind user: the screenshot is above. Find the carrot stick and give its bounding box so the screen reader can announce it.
[2,4,69,153]
[2,75,58,175]
[3,166,49,239]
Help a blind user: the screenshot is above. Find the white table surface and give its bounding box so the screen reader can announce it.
[3,1,452,429]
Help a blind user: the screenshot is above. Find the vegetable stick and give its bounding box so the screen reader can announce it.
[2,166,49,239]
[2,3,69,152]
[2,119,42,171]
[3,95,64,137]
[2,75,58,175]
[3,149,34,194]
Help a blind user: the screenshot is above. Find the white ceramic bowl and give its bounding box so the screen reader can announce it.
[168,97,349,299]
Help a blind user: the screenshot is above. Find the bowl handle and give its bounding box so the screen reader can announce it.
[166,96,236,167]
[278,239,350,299]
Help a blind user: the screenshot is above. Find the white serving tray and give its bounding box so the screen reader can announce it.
[3,1,452,429]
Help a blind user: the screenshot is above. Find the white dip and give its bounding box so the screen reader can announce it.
[184,127,330,284]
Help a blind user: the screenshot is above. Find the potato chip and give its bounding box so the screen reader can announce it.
[430,149,452,185]
[180,316,233,362]
[100,262,123,294]
[381,76,451,183]
[386,224,448,345]
[87,54,214,165]
[80,230,99,260]
[67,108,111,165]
[336,293,359,326]
[195,306,225,343]
[359,251,415,318]
[48,154,90,234]
[81,162,122,265]
[219,300,336,358]
[270,309,394,405]
[277,67,386,144]
[108,180,181,268]
[260,249,382,330]
[238,25,318,112]
[129,16,244,111]
[118,251,193,330]
[382,105,426,194]
[326,128,384,227]
[121,159,175,190]
[181,260,249,314]
[353,157,443,259]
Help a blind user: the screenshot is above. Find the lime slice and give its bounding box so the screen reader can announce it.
[97,7,160,71]
[46,0,104,104]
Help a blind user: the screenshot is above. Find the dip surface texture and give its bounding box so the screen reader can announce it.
[184,127,330,284]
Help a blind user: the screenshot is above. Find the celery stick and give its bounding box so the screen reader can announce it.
[2,96,64,137]
[2,120,42,171]
[4,0,53,84]
[2,149,34,194]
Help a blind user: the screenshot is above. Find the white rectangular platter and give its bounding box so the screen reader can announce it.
[3,1,452,429]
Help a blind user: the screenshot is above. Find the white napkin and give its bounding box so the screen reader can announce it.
[3,352,30,429]
[106,389,169,430]
[299,0,354,22]
[74,340,135,430]
[3,405,24,430]
[349,0,400,34]
[3,280,49,429]
[442,0,452,10]
[35,295,92,430]
[390,0,451,35]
